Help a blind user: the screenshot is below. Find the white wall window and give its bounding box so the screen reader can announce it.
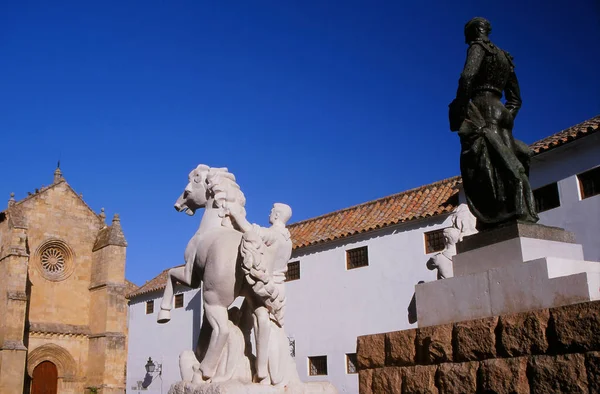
[346,246,368,269]
[308,355,328,376]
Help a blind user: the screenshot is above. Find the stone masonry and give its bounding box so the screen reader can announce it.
[357,300,600,394]
[0,167,130,394]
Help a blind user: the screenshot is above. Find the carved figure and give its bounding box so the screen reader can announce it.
[426,227,460,279]
[156,165,299,388]
[426,204,477,279]
[231,203,293,384]
[451,203,478,241]
[449,17,539,230]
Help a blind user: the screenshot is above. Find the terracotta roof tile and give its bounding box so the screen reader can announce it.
[127,265,183,299]
[530,115,600,155]
[125,279,139,296]
[288,176,462,249]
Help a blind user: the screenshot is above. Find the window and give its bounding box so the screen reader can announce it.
[288,337,296,357]
[308,355,328,376]
[579,166,600,199]
[175,293,184,309]
[346,246,368,270]
[424,229,445,254]
[346,353,358,374]
[285,261,300,282]
[146,300,154,314]
[533,182,560,212]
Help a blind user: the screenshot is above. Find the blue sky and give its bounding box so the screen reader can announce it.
[1,1,598,285]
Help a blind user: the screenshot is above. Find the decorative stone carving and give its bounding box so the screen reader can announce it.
[26,343,77,380]
[426,227,460,279]
[157,165,336,393]
[426,204,477,279]
[34,239,75,282]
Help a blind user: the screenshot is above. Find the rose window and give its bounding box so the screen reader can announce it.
[35,239,74,281]
[41,247,65,274]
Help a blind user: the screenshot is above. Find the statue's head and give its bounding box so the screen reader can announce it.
[464,17,491,44]
[269,203,292,225]
[443,227,461,247]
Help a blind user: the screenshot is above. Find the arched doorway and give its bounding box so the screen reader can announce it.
[31,361,58,394]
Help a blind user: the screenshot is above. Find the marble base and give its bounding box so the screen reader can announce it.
[416,223,600,327]
[168,381,337,394]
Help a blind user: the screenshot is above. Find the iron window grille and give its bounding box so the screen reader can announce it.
[424,229,445,254]
[346,246,369,270]
[285,261,300,282]
[346,353,358,374]
[308,355,328,376]
[175,293,184,309]
[146,300,154,314]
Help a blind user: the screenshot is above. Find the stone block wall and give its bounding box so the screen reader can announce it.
[357,300,600,393]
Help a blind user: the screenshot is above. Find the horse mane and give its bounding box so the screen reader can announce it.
[204,167,247,225]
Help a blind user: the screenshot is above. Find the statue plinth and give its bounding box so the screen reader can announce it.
[416,222,600,327]
[168,380,338,394]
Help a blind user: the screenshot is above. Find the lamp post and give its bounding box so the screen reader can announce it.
[145,357,162,376]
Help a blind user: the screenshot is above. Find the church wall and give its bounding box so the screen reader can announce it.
[20,182,102,327]
[0,217,11,347]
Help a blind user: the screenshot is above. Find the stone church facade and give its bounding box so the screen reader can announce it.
[0,167,132,393]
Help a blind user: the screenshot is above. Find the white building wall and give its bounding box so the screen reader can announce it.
[530,133,600,261]
[125,133,600,394]
[285,215,453,393]
[126,287,202,394]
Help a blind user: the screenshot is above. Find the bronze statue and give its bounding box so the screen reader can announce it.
[449,17,539,231]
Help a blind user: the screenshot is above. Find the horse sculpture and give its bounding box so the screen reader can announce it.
[156,164,296,386]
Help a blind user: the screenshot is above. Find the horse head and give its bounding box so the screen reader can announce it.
[174,165,211,216]
[174,165,247,220]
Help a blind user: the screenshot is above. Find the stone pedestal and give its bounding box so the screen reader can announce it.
[168,380,337,394]
[416,222,600,327]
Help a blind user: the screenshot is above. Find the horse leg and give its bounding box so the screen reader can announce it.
[158,266,188,323]
[198,302,230,380]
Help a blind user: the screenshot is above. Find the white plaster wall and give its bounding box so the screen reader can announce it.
[126,287,202,394]
[284,215,453,393]
[124,133,599,394]
[530,133,600,261]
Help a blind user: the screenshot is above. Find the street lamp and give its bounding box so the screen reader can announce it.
[145,357,155,374]
[145,357,161,375]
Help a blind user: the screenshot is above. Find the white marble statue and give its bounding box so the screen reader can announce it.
[157,165,336,393]
[426,204,477,279]
[451,203,478,241]
[426,227,460,279]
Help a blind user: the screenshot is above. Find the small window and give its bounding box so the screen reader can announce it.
[288,337,296,357]
[424,229,445,254]
[579,166,600,199]
[146,300,154,314]
[346,246,368,270]
[308,355,328,376]
[285,261,300,282]
[533,182,560,212]
[175,294,184,309]
[346,353,358,374]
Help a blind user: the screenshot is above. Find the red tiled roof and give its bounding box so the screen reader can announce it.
[530,115,600,155]
[125,279,139,296]
[288,176,461,249]
[127,265,183,299]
